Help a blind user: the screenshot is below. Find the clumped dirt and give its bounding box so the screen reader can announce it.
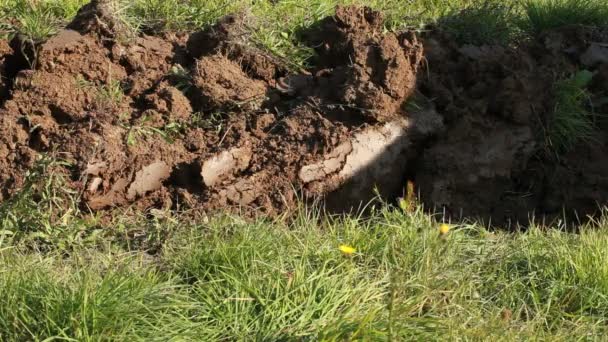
[1,2,608,226]
[186,12,287,83]
[304,6,423,122]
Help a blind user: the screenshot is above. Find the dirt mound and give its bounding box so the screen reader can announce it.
[304,6,423,122]
[1,3,608,226]
[0,5,437,217]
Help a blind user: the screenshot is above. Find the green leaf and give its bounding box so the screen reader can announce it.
[572,70,594,88]
[127,131,137,146]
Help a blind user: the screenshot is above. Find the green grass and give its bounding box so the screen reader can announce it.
[2,204,608,340]
[126,0,243,32]
[0,0,89,40]
[548,70,597,152]
[524,0,608,34]
[0,0,475,68]
[0,251,191,340]
[1,161,608,339]
[438,2,521,45]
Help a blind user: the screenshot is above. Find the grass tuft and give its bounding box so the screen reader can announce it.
[438,2,520,45]
[0,250,193,341]
[126,0,243,33]
[549,70,597,152]
[1,0,89,40]
[0,155,89,251]
[524,0,608,34]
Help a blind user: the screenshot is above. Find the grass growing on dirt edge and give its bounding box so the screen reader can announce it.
[548,70,597,152]
[5,0,608,66]
[4,0,608,68]
[2,0,493,67]
[2,181,608,341]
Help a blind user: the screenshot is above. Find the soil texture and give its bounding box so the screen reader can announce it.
[1,3,608,226]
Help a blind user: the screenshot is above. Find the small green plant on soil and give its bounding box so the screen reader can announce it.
[191,111,226,134]
[74,74,94,89]
[160,121,187,142]
[0,155,96,250]
[168,64,193,92]
[549,70,597,152]
[524,0,608,34]
[124,115,186,146]
[118,111,131,122]
[96,79,124,108]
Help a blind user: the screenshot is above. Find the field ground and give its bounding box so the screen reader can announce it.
[1,0,608,340]
[3,207,608,340]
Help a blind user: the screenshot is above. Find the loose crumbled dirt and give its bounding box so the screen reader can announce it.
[1,2,608,226]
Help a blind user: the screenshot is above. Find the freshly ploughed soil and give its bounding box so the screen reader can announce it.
[1,3,607,226]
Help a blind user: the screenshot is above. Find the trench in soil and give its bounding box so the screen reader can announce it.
[1,4,608,227]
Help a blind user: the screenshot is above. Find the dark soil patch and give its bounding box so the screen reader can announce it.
[1,2,608,227]
[416,26,608,225]
[0,39,11,102]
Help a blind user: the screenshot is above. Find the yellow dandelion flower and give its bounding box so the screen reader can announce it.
[339,245,356,255]
[439,223,451,235]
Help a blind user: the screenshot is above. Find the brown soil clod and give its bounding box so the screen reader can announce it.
[303,6,424,122]
[143,83,192,123]
[114,35,176,97]
[191,55,268,112]
[186,12,287,82]
[126,161,172,201]
[201,146,253,187]
[67,0,132,40]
